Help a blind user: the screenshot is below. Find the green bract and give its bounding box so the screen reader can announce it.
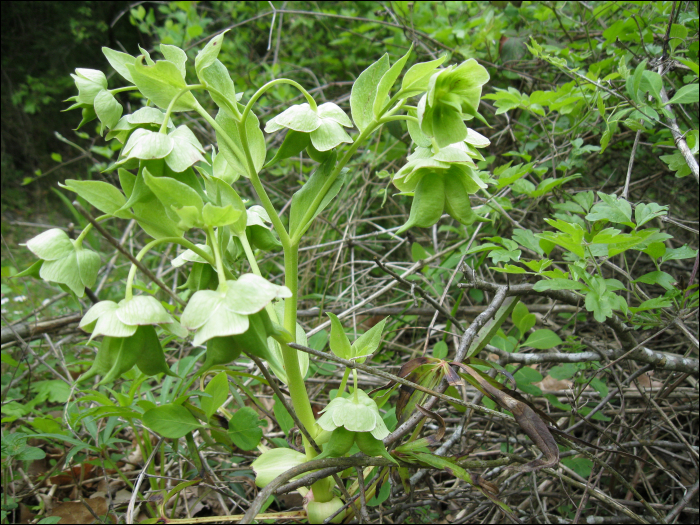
[265,102,353,151]
[317,389,389,439]
[24,228,100,297]
[180,274,291,346]
[79,295,181,340]
[418,59,490,148]
[245,205,282,251]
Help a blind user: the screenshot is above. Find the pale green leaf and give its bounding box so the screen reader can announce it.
[350,54,390,132]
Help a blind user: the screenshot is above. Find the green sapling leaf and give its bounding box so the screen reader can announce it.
[228,406,265,450]
[143,404,202,439]
[201,371,229,420]
[373,44,413,118]
[327,312,352,360]
[668,84,699,105]
[522,329,563,350]
[634,202,668,228]
[350,53,390,132]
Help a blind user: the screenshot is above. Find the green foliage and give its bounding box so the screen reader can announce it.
[2,3,697,523]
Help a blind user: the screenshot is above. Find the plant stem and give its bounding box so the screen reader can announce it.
[124,236,221,300]
[161,85,204,133]
[208,226,228,291]
[336,368,351,398]
[75,213,110,245]
[280,242,317,440]
[241,78,317,125]
[290,122,379,245]
[238,231,262,277]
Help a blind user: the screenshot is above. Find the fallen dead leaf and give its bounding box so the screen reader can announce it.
[46,496,112,524]
[634,371,664,391]
[536,375,573,392]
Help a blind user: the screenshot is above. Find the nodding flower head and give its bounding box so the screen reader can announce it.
[418,59,490,148]
[316,388,389,440]
[180,273,291,347]
[24,229,100,298]
[265,102,353,151]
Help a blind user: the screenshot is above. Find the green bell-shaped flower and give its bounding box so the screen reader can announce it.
[180,273,291,347]
[251,447,307,488]
[265,102,353,151]
[118,125,206,173]
[392,140,490,233]
[417,59,490,148]
[316,389,389,440]
[22,228,100,297]
[79,294,184,340]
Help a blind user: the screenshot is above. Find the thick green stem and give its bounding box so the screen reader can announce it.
[234,119,292,247]
[280,243,317,439]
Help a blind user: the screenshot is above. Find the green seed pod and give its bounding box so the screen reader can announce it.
[134,325,178,377]
[397,174,445,233]
[444,169,481,226]
[315,427,356,460]
[97,332,143,385]
[78,336,117,383]
[355,432,399,465]
[306,497,347,524]
[233,310,276,361]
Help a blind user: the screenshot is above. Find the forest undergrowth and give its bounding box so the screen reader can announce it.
[1,2,698,524]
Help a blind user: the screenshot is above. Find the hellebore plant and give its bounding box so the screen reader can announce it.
[20,32,515,523]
